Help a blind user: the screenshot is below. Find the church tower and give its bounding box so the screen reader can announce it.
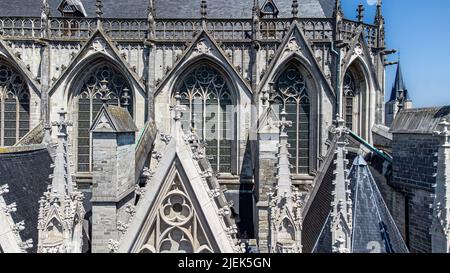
[385,60,412,127]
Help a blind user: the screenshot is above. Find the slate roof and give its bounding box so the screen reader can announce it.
[0,0,334,18]
[91,105,138,133]
[302,142,336,253]
[0,148,53,253]
[310,155,409,253]
[390,106,450,134]
[105,106,139,132]
[349,156,408,253]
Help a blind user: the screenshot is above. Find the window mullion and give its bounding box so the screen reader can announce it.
[15,96,19,144]
[0,96,3,146]
[89,95,93,173]
[296,100,300,174]
[217,98,221,173]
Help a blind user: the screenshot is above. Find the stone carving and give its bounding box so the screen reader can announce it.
[160,133,173,145]
[90,37,107,52]
[287,37,301,53]
[195,38,211,54]
[354,43,363,56]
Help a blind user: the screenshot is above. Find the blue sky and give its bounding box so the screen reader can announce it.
[342,0,450,108]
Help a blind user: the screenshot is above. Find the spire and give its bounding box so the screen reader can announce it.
[50,108,74,195]
[389,59,408,102]
[374,0,385,48]
[330,115,352,253]
[267,109,303,253]
[276,109,293,195]
[431,118,450,253]
[292,0,299,19]
[375,0,384,25]
[38,108,85,253]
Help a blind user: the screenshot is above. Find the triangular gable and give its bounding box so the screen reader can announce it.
[258,22,335,98]
[257,105,280,133]
[90,106,117,132]
[341,28,381,92]
[48,29,145,96]
[155,30,252,97]
[0,40,41,96]
[118,129,239,253]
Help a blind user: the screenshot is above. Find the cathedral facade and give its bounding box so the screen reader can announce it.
[3,0,440,254]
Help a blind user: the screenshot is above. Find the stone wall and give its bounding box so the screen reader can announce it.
[391,133,438,253]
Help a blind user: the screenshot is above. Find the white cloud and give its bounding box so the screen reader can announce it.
[367,0,377,5]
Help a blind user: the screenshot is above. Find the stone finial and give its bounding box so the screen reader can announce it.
[292,0,299,18]
[375,0,384,24]
[438,118,450,135]
[52,108,72,137]
[277,109,293,137]
[333,0,343,18]
[201,0,207,18]
[41,0,50,38]
[147,0,156,39]
[357,3,365,23]
[331,114,348,140]
[435,118,450,145]
[0,184,9,196]
[99,79,111,106]
[96,0,103,18]
[121,88,130,107]
[172,91,186,122]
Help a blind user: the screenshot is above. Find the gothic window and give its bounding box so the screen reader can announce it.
[343,72,356,131]
[75,64,133,172]
[177,65,233,174]
[273,64,310,174]
[0,61,30,147]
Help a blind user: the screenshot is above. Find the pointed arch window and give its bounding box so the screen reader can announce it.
[273,64,311,174]
[343,72,356,131]
[75,63,133,172]
[0,61,30,146]
[176,65,234,174]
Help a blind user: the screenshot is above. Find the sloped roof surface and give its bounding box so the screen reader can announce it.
[0,0,334,18]
[106,106,139,132]
[311,156,409,253]
[390,107,450,134]
[0,148,53,253]
[302,151,336,253]
[349,156,408,253]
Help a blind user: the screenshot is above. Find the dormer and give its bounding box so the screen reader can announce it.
[57,0,87,17]
[260,0,279,18]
